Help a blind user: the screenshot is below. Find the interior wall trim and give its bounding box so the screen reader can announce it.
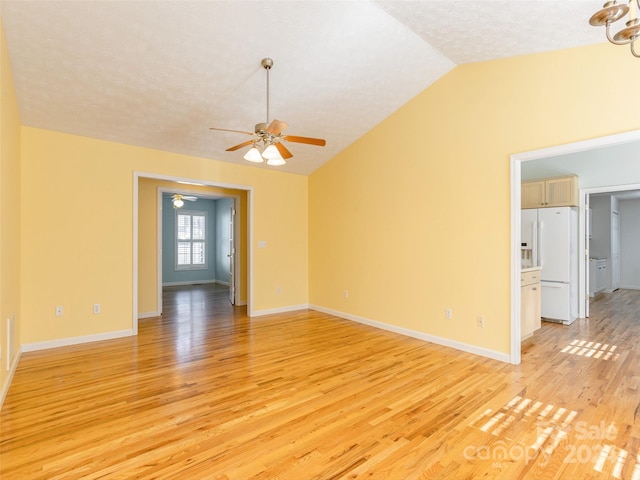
[0,351,21,411]
[162,280,218,287]
[21,329,134,353]
[250,304,311,317]
[309,305,510,363]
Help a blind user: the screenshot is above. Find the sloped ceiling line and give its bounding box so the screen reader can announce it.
[0,0,605,175]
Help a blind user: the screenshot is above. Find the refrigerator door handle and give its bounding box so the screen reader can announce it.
[532,220,538,267]
[537,220,543,268]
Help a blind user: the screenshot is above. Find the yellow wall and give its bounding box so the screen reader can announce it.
[309,43,640,355]
[6,36,640,360]
[20,127,308,345]
[137,178,249,315]
[0,17,21,394]
[137,178,158,314]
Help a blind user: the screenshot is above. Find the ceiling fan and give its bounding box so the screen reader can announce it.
[210,58,326,166]
[171,194,197,208]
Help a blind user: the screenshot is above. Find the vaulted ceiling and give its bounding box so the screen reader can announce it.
[0,1,608,174]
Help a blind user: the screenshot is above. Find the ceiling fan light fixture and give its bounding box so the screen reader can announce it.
[267,157,286,166]
[264,143,286,165]
[244,146,264,163]
[173,198,184,208]
[262,143,281,160]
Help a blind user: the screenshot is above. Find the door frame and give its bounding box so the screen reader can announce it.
[582,186,637,291]
[510,130,640,365]
[133,172,253,335]
[228,201,236,305]
[611,210,620,292]
[156,187,242,315]
[585,196,590,318]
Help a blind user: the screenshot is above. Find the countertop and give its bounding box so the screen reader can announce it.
[521,266,542,273]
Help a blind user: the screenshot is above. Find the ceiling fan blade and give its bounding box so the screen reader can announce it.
[284,135,326,147]
[275,142,293,159]
[183,196,198,201]
[210,127,254,136]
[226,139,255,152]
[266,119,288,135]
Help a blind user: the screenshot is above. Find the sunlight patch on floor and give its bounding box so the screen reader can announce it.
[469,395,578,465]
[466,395,637,477]
[560,339,620,361]
[593,444,640,479]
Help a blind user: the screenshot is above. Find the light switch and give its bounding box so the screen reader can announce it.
[258,240,267,248]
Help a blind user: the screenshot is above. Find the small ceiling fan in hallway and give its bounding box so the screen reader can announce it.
[171,194,197,209]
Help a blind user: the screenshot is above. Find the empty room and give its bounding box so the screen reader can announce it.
[1,1,640,478]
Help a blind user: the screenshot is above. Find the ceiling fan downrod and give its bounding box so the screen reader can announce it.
[261,58,273,126]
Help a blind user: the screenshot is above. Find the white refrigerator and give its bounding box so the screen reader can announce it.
[521,207,578,325]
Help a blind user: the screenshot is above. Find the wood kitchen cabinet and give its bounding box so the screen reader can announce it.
[521,269,541,340]
[521,175,578,209]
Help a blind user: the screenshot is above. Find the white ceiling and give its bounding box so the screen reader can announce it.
[0,1,609,175]
[522,139,640,199]
[522,141,640,185]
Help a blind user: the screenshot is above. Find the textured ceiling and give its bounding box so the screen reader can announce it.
[0,0,606,175]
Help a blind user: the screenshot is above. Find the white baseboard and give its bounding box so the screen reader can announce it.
[250,304,310,317]
[138,311,161,319]
[619,285,640,290]
[309,305,510,363]
[162,279,231,287]
[0,349,21,411]
[162,279,217,287]
[21,329,134,353]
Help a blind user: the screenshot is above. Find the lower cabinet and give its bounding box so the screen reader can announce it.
[521,270,541,340]
[589,258,607,296]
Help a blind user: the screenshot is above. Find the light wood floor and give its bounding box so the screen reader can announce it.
[2,286,640,479]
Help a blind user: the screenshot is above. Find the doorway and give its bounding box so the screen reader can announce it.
[157,188,238,316]
[133,172,253,335]
[585,189,638,303]
[510,130,640,365]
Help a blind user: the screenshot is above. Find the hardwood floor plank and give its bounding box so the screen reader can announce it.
[2,285,640,478]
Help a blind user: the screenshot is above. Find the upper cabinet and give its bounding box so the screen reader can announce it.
[521,180,545,208]
[522,175,579,209]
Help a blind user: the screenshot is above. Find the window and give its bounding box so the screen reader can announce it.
[175,210,207,270]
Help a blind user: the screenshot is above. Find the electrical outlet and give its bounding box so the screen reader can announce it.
[344,290,349,299]
[445,308,452,319]
[276,286,281,294]
[55,306,63,317]
[477,316,485,328]
[93,304,101,314]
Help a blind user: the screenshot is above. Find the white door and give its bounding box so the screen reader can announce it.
[611,211,620,291]
[539,208,571,283]
[228,204,236,305]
